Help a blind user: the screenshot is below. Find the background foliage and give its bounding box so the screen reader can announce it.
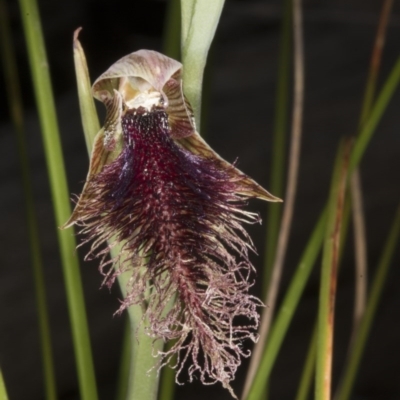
[1,1,400,399]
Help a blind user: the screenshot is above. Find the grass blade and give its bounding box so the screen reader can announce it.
[0,1,57,399]
[18,2,98,399]
[340,3,393,394]
[335,205,400,400]
[245,55,400,400]
[351,0,393,335]
[246,210,327,400]
[315,140,351,400]
[349,0,393,334]
[295,197,351,400]
[358,0,394,126]
[348,56,400,174]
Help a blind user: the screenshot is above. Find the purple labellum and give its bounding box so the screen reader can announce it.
[63,50,281,397]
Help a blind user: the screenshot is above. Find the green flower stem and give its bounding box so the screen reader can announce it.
[315,140,350,400]
[335,205,400,400]
[116,268,163,400]
[245,56,400,400]
[128,331,162,400]
[0,1,57,399]
[18,1,98,400]
[181,0,225,129]
[263,0,292,296]
[115,319,131,400]
[158,340,177,400]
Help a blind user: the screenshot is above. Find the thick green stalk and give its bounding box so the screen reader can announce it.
[116,270,163,400]
[0,1,57,399]
[315,140,350,400]
[158,340,177,400]
[115,319,131,400]
[335,205,400,400]
[18,1,98,399]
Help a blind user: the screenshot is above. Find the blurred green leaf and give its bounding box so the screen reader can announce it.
[0,1,57,399]
[18,1,98,399]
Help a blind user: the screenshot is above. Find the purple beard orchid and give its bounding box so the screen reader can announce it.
[63,50,281,397]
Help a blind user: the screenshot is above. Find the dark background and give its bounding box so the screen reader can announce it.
[1,0,400,399]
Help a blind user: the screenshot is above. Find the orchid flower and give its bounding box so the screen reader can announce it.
[63,50,281,397]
